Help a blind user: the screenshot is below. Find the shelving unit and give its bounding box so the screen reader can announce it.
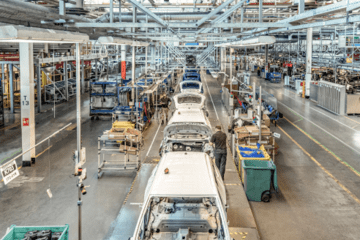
[90,81,118,117]
[97,128,142,178]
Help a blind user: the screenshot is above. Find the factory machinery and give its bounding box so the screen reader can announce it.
[96,70,177,178]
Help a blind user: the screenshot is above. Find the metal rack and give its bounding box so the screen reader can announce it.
[97,129,142,178]
[90,81,118,116]
[44,78,77,103]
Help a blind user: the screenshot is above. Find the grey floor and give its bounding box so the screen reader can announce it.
[1,69,360,240]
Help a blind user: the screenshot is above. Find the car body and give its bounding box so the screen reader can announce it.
[160,108,212,156]
[180,80,203,94]
[132,152,230,240]
[172,92,206,111]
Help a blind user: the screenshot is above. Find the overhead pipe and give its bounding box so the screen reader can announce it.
[96,12,220,22]
[0,0,93,23]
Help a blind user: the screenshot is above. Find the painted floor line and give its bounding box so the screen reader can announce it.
[260,80,358,132]
[278,125,360,205]
[284,117,360,178]
[278,101,360,156]
[145,123,162,158]
[36,145,53,158]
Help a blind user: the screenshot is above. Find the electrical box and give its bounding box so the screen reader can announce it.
[339,35,360,48]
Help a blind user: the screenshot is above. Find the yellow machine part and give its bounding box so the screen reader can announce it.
[112,121,135,130]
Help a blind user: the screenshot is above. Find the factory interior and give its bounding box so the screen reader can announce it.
[1,0,360,239]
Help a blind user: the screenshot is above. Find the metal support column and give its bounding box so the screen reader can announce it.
[37,65,42,113]
[299,0,305,14]
[116,45,120,85]
[64,61,68,101]
[145,46,148,75]
[240,8,244,33]
[110,0,114,23]
[132,6,137,33]
[259,0,263,23]
[9,64,14,113]
[151,45,155,68]
[59,0,65,16]
[230,48,233,84]
[131,46,135,106]
[20,43,35,166]
[305,28,313,97]
[75,42,82,240]
[1,64,4,96]
[81,58,85,94]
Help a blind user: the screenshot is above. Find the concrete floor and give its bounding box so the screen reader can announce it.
[1,69,360,239]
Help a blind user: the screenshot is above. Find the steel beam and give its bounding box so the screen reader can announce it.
[198,0,247,34]
[20,42,35,166]
[195,0,235,27]
[125,0,177,36]
[74,22,290,28]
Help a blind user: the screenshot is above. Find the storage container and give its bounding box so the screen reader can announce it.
[1,224,69,240]
[242,160,277,202]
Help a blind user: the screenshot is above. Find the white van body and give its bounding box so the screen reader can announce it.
[132,152,230,240]
[160,109,213,155]
[172,92,206,111]
[180,80,203,94]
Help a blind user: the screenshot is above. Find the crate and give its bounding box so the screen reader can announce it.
[236,145,271,183]
[1,224,69,240]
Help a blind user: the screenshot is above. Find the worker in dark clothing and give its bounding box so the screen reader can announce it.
[210,125,227,180]
[160,94,171,124]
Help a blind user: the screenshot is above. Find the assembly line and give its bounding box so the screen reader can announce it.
[1,0,360,239]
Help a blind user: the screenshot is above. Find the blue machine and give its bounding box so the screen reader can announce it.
[266,72,282,83]
[183,72,201,82]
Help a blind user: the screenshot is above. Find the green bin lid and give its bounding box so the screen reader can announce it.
[242,160,276,169]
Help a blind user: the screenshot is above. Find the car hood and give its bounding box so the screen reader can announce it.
[164,123,212,139]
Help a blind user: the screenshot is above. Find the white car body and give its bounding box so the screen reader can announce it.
[133,152,230,240]
[180,80,203,94]
[172,92,206,111]
[160,108,213,155]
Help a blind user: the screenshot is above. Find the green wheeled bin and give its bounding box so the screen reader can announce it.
[242,160,278,202]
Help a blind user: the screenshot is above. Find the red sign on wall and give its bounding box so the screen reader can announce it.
[22,118,29,126]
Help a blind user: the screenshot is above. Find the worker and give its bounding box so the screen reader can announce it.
[210,125,227,180]
[160,93,171,124]
[257,66,261,76]
[288,61,293,76]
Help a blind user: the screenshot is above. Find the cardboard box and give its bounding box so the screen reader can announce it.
[263,114,270,128]
[224,84,239,97]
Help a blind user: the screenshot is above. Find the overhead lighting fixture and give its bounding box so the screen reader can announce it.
[0,25,89,43]
[98,36,149,47]
[215,36,276,47]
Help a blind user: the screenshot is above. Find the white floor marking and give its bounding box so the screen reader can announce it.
[260,79,359,132]
[145,123,162,158]
[202,71,220,122]
[278,101,360,155]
